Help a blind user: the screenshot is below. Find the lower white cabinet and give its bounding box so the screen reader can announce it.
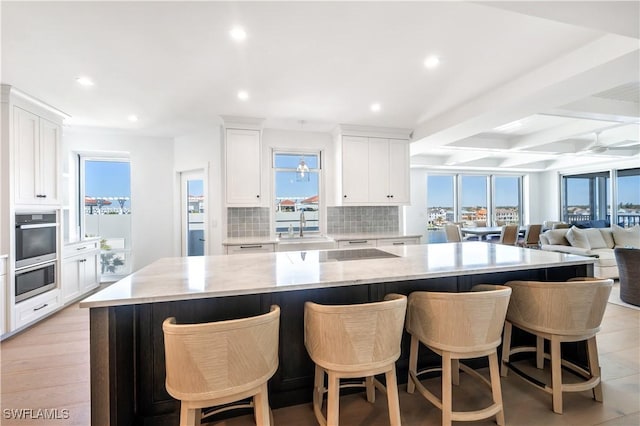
[376,237,421,247]
[226,243,275,255]
[62,240,100,304]
[14,288,60,329]
[337,239,377,249]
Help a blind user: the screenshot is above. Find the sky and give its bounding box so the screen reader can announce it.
[85,161,131,208]
[567,175,640,205]
[427,175,520,207]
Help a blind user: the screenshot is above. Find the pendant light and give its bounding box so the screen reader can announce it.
[296,157,310,182]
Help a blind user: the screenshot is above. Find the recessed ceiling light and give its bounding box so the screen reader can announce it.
[237,90,249,101]
[370,103,381,112]
[76,76,94,87]
[230,26,247,41]
[127,115,138,122]
[423,55,440,69]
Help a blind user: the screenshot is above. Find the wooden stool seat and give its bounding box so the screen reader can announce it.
[500,278,613,414]
[406,285,512,426]
[162,306,280,426]
[304,294,407,426]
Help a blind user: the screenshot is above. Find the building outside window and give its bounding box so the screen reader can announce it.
[273,152,321,234]
[562,171,610,224]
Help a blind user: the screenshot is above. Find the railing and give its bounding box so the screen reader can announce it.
[565,214,640,227]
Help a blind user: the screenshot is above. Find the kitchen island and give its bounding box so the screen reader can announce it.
[81,242,594,426]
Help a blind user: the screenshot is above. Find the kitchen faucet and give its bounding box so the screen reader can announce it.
[299,211,306,237]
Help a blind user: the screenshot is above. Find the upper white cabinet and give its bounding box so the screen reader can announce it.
[2,85,66,208]
[225,127,263,206]
[338,132,410,205]
[14,107,61,205]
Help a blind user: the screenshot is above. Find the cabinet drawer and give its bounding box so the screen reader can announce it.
[15,289,60,329]
[64,240,100,258]
[376,237,420,247]
[226,244,275,254]
[337,239,377,249]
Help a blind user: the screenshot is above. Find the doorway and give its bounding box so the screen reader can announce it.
[180,170,207,256]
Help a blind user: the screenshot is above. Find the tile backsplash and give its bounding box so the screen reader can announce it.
[327,206,399,234]
[227,207,270,237]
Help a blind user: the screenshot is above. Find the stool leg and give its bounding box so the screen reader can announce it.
[180,405,200,426]
[365,376,375,403]
[452,359,460,386]
[550,336,563,414]
[313,365,326,425]
[442,352,452,426]
[407,334,418,394]
[385,367,402,426]
[327,372,340,426]
[587,336,603,402]
[536,336,545,369]
[501,321,512,377]
[254,382,271,426]
[489,351,505,426]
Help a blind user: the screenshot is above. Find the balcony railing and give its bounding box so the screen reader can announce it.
[565,214,640,227]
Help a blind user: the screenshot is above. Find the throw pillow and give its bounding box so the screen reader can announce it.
[612,224,640,248]
[546,229,570,245]
[566,226,590,249]
[584,228,608,249]
[599,228,615,249]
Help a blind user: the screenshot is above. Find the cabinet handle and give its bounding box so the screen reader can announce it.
[256,195,260,198]
[76,246,88,251]
[33,303,48,311]
[343,195,347,198]
[390,195,394,198]
[240,245,262,249]
[348,240,369,244]
[392,242,405,245]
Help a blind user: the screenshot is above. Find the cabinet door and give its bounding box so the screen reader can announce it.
[0,274,5,335]
[341,136,369,203]
[388,139,410,203]
[39,118,61,205]
[368,138,391,203]
[62,258,81,304]
[14,106,40,204]
[226,129,262,205]
[81,253,100,291]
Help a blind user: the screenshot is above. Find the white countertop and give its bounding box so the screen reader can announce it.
[80,242,594,309]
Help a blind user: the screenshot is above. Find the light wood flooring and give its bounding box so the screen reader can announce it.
[1,300,638,425]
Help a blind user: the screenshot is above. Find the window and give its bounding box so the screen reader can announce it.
[562,171,609,223]
[616,168,639,227]
[81,158,132,278]
[273,152,321,234]
[426,173,523,242]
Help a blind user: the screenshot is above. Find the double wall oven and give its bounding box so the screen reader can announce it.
[15,213,58,303]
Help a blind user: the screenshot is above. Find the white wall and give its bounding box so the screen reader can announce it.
[63,128,175,272]
[173,126,224,255]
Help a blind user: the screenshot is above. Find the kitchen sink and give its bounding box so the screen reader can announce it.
[277,235,336,252]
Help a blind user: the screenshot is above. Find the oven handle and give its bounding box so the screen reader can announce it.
[15,261,56,275]
[16,223,56,230]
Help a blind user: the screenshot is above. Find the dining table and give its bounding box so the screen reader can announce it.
[461,226,526,241]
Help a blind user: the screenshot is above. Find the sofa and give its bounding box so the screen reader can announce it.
[539,225,640,279]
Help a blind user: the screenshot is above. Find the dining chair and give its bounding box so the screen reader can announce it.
[444,224,463,242]
[518,224,542,248]
[498,225,519,245]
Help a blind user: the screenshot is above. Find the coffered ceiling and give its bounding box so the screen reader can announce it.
[1,1,638,172]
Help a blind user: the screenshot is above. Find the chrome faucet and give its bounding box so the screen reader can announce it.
[299,211,306,237]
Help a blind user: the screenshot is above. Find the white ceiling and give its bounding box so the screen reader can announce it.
[2,1,639,172]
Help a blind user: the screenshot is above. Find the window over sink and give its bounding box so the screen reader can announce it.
[273,151,321,235]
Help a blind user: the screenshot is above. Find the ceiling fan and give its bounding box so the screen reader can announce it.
[583,131,640,154]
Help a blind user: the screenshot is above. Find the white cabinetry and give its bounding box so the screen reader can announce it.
[13,106,61,206]
[62,240,100,304]
[337,239,377,249]
[225,243,275,254]
[0,257,6,335]
[376,237,420,246]
[225,128,263,206]
[14,289,60,329]
[339,134,410,205]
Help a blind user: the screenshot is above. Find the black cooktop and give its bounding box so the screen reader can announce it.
[319,248,399,262]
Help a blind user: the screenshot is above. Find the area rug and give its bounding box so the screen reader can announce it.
[608,282,640,311]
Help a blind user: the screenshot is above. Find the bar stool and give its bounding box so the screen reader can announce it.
[162,306,280,426]
[406,285,512,426]
[304,294,407,426]
[501,278,612,414]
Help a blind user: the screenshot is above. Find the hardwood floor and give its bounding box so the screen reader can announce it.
[1,300,638,425]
